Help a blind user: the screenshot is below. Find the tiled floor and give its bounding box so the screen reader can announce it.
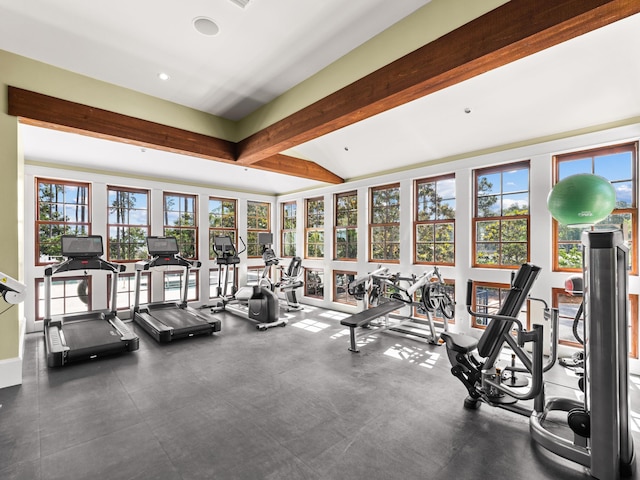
[1,305,638,479]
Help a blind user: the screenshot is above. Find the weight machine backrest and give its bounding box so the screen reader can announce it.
[476,263,541,358]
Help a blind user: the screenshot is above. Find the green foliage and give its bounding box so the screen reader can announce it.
[38,182,89,260]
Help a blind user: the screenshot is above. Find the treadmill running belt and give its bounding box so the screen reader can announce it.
[149,307,207,329]
[63,320,123,350]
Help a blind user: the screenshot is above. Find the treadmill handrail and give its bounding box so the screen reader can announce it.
[49,256,123,275]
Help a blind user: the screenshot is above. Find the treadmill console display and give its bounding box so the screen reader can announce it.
[61,235,104,257]
[148,237,179,256]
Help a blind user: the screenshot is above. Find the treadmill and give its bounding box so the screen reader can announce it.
[43,235,139,367]
[132,236,221,342]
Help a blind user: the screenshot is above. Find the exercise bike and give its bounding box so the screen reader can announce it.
[257,237,304,312]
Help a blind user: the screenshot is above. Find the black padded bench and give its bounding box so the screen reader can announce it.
[340,298,405,352]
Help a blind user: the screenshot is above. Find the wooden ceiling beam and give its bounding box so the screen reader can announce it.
[8,86,236,162]
[235,0,640,165]
[253,154,344,184]
[7,86,344,184]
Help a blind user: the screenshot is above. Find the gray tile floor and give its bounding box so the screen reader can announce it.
[1,305,639,480]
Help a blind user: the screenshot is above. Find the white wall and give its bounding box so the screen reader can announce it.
[24,122,640,373]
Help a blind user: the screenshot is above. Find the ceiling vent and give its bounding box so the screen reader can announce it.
[228,0,251,8]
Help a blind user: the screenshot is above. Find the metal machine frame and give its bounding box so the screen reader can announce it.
[43,235,139,367]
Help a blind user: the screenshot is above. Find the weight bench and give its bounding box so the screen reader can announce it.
[340,298,405,352]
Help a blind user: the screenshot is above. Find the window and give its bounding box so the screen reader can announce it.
[334,270,357,305]
[471,281,529,330]
[305,268,324,299]
[473,162,529,268]
[305,197,324,258]
[36,276,90,320]
[108,272,150,311]
[210,267,236,299]
[553,143,637,273]
[370,183,400,262]
[415,175,455,265]
[552,288,638,358]
[107,186,149,261]
[247,201,270,257]
[209,197,237,259]
[246,266,263,286]
[335,191,358,260]
[163,271,198,302]
[163,192,197,259]
[36,178,90,264]
[281,201,297,257]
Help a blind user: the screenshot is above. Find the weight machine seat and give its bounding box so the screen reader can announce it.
[440,333,478,354]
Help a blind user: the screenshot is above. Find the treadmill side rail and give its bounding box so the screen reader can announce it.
[44,325,69,367]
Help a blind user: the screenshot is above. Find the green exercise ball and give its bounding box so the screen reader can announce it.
[547,173,616,227]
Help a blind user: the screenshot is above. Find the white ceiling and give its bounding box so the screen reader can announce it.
[3,1,640,195]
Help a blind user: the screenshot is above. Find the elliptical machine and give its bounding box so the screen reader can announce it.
[211,235,286,330]
[257,233,304,312]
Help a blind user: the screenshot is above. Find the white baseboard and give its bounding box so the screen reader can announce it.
[0,316,25,389]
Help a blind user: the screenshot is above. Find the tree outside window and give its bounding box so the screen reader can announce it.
[306,197,324,258]
[107,186,149,261]
[36,179,90,264]
[163,192,197,259]
[415,175,455,265]
[473,162,529,268]
[209,197,237,259]
[335,191,357,260]
[553,143,637,273]
[370,184,400,262]
[247,201,270,257]
[281,201,297,258]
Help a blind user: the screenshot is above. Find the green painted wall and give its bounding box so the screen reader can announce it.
[0,0,505,363]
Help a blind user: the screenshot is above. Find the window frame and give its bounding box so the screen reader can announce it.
[333,270,357,305]
[414,174,456,266]
[35,177,91,266]
[106,185,150,262]
[35,276,92,320]
[334,190,358,261]
[304,268,325,299]
[471,280,530,330]
[472,161,530,269]
[163,191,198,260]
[369,183,401,263]
[305,196,325,259]
[163,270,198,303]
[552,142,638,274]
[281,201,297,258]
[209,196,237,260]
[552,288,638,358]
[247,200,271,258]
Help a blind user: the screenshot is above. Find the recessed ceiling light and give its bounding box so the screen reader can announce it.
[158,72,170,81]
[193,16,220,36]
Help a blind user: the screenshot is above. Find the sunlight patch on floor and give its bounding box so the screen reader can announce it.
[319,310,351,320]
[330,328,350,340]
[383,344,441,369]
[292,319,331,333]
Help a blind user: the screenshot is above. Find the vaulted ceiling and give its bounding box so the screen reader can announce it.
[3,0,640,194]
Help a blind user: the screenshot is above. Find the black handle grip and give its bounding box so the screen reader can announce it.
[466,279,473,306]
